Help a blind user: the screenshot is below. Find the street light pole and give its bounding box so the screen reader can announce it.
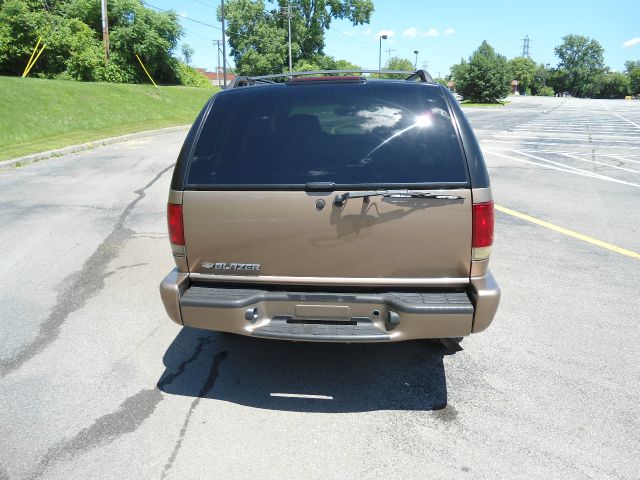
[413,50,419,70]
[378,34,387,76]
[221,0,227,88]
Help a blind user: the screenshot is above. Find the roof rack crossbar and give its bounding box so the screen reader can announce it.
[229,76,278,88]
[405,69,434,83]
[230,69,436,88]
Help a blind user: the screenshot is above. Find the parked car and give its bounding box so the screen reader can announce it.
[160,70,500,343]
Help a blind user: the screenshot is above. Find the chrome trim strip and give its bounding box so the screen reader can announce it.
[189,273,469,287]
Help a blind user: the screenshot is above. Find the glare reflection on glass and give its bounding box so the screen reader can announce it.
[414,114,433,128]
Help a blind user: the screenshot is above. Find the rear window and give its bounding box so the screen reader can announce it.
[187,82,468,187]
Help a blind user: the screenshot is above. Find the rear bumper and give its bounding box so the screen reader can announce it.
[159,270,500,342]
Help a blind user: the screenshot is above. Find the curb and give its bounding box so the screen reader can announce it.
[0,124,190,170]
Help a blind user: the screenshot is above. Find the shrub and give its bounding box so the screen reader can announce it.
[175,62,214,88]
[537,86,555,96]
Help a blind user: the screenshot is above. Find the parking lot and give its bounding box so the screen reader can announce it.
[1,96,638,479]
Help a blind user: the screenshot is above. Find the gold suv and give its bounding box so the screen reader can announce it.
[160,70,500,342]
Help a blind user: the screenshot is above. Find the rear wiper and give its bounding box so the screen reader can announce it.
[333,190,464,206]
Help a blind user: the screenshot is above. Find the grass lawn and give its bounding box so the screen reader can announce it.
[0,76,216,161]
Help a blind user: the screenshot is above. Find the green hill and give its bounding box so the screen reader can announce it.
[0,77,216,161]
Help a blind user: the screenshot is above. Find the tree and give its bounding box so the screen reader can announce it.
[553,34,605,97]
[625,60,640,96]
[452,41,510,103]
[0,0,184,84]
[381,56,413,78]
[0,0,103,79]
[531,63,549,95]
[546,67,567,95]
[181,43,194,66]
[508,56,537,94]
[66,0,182,84]
[598,71,629,98]
[219,0,287,75]
[221,0,374,75]
[292,54,359,74]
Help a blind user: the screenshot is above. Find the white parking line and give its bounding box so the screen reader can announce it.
[485,132,640,142]
[479,139,640,149]
[515,124,632,130]
[484,149,640,188]
[513,150,633,182]
[510,127,638,136]
[270,393,334,400]
[600,101,640,130]
[559,152,640,174]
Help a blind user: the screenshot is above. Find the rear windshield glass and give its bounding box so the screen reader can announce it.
[187,82,467,187]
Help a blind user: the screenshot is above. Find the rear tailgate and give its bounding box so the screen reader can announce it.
[183,189,471,282]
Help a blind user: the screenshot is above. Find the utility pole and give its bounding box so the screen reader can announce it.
[413,50,419,70]
[386,48,395,63]
[521,35,530,58]
[282,2,293,73]
[213,40,222,88]
[100,0,110,62]
[221,0,227,88]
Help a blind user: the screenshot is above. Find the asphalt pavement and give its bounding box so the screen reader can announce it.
[1,96,638,479]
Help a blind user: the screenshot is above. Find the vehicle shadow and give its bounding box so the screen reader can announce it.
[157,327,454,413]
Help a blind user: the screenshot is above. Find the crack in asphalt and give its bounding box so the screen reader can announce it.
[26,389,163,480]
[0,164,175,378]
[26,335,228,479]
[160,349,228,480]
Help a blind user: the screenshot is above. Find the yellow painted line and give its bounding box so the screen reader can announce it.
[495,204,640,260]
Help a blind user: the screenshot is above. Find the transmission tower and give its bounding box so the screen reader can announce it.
[521,35,530,58]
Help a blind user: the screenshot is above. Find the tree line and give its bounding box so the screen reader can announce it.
[0,0,211,87]
[449,35,640,103]
[2,0,639,101]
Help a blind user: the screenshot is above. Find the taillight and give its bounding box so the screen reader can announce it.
[472,201,494,260]
[167,203,184,246]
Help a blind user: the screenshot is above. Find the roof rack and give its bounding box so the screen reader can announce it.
[229,69,435,88]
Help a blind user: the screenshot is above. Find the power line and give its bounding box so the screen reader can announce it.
[189,0,216,9]
[182,25,217,42]
[386,48,396,62]
[327,29,372,48]
[141,1,221,30]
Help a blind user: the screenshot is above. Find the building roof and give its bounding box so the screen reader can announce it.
[196,68,236,82]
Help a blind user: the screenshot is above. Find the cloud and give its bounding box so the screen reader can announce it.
[377,30,395,39]
[621,37,640,48]
[403,27,418,38]
[421,28,439,38]
[178,11,189,18]
[342,30,353,37]
[444,27,455,36]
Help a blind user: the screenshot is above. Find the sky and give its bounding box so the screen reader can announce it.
[150,0,640,76]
